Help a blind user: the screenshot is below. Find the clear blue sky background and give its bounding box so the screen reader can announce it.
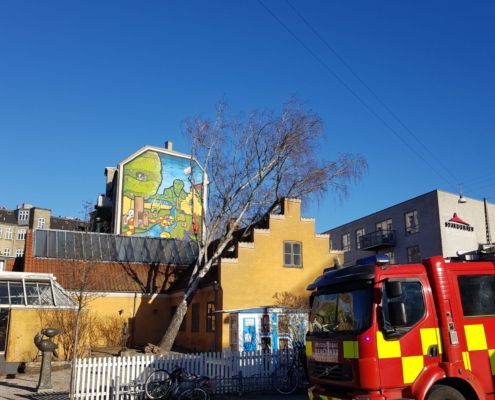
[1,1,494,232]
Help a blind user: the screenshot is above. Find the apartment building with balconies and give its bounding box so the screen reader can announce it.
[324,190,495,266]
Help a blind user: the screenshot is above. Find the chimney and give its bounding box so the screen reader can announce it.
[165,141,173,151]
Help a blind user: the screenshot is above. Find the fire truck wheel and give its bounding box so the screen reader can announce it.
[427,384,465,400]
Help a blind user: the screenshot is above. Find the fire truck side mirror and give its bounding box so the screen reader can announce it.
[385,280,402,298]
[388,302,407,327]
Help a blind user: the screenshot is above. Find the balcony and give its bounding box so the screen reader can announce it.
[360,230,396,250]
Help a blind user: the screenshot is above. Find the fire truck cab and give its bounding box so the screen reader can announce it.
[306,249,495,400]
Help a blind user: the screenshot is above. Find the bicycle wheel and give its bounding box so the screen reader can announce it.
[177,387,209,400]
[271,365,299,395]
[145,369,172,399]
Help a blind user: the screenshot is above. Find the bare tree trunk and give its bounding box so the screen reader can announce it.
[69,306,82,399]
[158,299,187,351]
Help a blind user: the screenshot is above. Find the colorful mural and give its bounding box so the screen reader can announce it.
[120,150,204,240]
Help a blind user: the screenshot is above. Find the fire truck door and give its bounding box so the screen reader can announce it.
[377,278,442,389]
[454,273,495,393]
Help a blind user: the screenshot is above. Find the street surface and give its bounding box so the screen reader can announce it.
[0,368,308,399]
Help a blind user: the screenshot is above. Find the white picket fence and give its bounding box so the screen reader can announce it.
[74,349,297,399]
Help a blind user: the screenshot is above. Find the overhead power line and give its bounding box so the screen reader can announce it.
[284,0,461,187]
[257,0,458,190]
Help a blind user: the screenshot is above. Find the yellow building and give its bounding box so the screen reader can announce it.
[7,198,340,361]
[176,198,342,351]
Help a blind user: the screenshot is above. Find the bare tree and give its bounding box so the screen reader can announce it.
[158,100,367,351]
[68,201,99,399]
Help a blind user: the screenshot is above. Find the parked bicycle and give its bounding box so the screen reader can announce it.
[144,366,210,400]
[271,342,307,395]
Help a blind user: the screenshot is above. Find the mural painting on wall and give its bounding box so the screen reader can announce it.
[121,150,204,240]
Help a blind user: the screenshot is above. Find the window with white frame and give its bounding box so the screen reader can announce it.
[17,229,26,241]
[0,227,2,238]
[376,219,393,232]
[3,248,11,257]
[355,228,365,249]
[15,248,24,257]
[405,210,419,235]
[342,233,351,252]
[18,209,29,223]
[5,228,13,240]
[37,218,46,229]
[283,241,302,267]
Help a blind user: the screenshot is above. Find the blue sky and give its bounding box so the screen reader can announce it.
[1,1,494,232]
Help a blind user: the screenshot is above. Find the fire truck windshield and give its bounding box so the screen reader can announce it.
[309,281,373,336]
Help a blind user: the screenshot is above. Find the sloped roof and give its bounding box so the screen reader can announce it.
[0,209,17,224]
[33,229,198,265]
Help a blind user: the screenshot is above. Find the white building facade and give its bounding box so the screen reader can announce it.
[325,190,495,266]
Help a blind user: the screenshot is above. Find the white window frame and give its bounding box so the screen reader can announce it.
[355,228,365,249]
[5,227,13,240]
[0,227,2,238]
[342,233,351,252]
[18,209,29,222]
[376,219,393,232]
[405,210,419,235]
[3,248,11,257]
[15,248,24,257]
[17,229,26,241]
[37,218,46,229]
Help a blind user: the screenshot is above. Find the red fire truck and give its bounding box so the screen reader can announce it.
[306,249,495,400]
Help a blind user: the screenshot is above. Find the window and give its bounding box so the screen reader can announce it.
[279,338,289,350]
[261,337,271,352]
[407,245,421,263]
[191,303,199,332]
[383,251,395,264]
[405,210,419,235]
[355,228,365,249]
[17,229,26,241]
[278,315,289,335]
[3,248,10,257]
[0,281,54,306]
[15,248,24,257]
[382,280,425,335]
[261,314,270,333]
[206,302,216,332]
[5,228,13,240]
[18,210,29,223]
[342,233,351,252]
[283,241,302,267]
[376,219,393,232]
[458,275,495,317]
[0,228,2,238]
[37,218,46,229]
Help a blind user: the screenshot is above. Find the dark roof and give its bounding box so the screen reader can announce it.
[33,229,199,265]
[0,209,17,224]
[50,216,88,231]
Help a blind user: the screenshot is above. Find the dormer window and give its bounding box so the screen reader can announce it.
[18,210,29,223]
